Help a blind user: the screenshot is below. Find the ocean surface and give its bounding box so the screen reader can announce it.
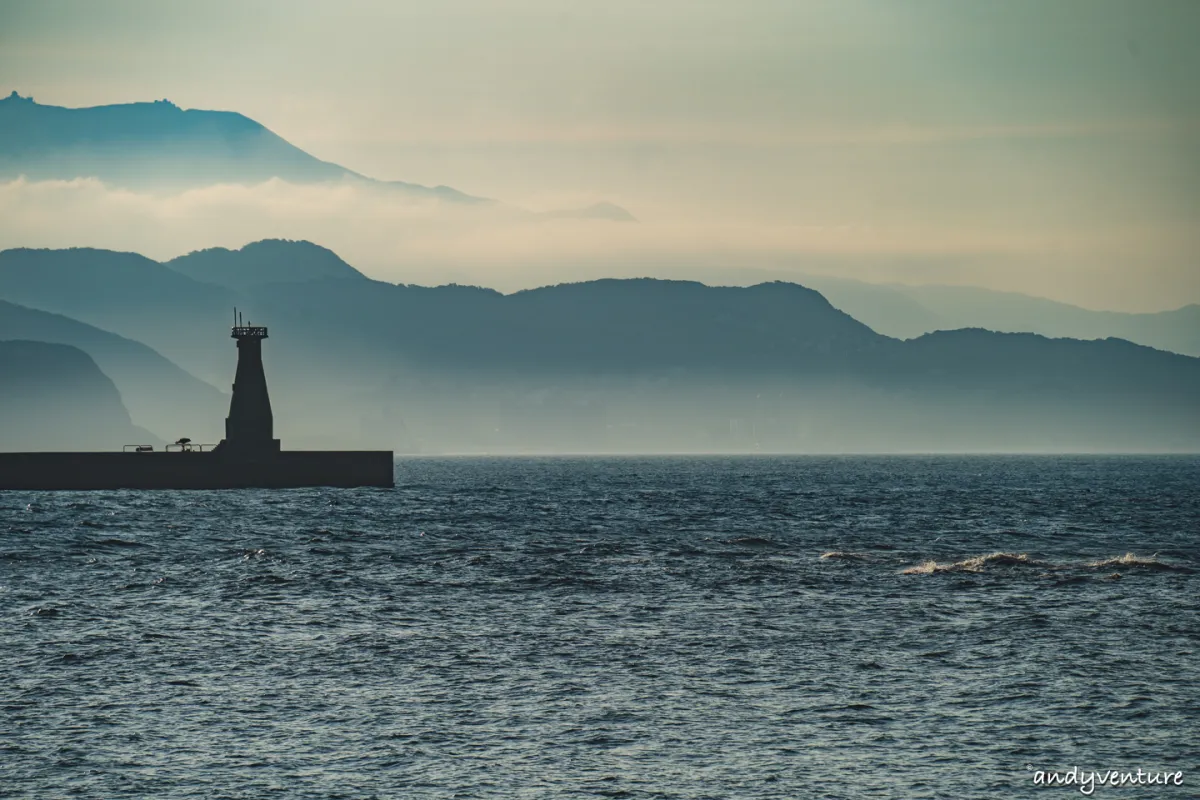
[2,456,1197,799]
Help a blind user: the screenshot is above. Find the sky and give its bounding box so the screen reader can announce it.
[1,0,1198,310]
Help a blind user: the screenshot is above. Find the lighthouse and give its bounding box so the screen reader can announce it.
[0,310,393,489]
[217,312,280,455]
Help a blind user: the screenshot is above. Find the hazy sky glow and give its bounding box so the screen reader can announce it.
[2,0,1198,309]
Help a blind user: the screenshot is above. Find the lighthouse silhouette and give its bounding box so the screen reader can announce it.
[0,308,394,489]
[216,310,280,455]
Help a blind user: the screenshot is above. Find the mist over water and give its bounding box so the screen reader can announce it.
[4,456,1197,798]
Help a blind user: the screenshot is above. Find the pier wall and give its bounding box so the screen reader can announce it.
[0,451,395,490]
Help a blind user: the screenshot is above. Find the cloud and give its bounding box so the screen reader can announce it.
[0,173,1018,262]
[0,176,1196,311]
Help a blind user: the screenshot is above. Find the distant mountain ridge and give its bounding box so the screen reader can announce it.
[0,300,226,441]
[652,264,1200,358]
[0,91,635,219]
[802,276,1200,357]
[0,91,483,200]
[168,239,369,292]
[0,245,236,382]
[892,283,1200,357]
[2,240,1197,453]
[0,339,155,451]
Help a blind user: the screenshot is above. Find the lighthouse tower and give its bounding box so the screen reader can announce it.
[217,312,280,456]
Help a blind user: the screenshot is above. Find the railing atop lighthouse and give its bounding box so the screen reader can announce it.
[231,306,268,339]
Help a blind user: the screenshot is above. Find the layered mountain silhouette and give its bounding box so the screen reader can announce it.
[907,285,1198,355]
[510,258,1195,359]
[0,91,480,200]
[168,239,368,292]
[809,278,1200,358]
[0,340,155,451]
[634,264,1199,358]
[873,328,1200,452]
[2,239,1197,453]
[0,300,226,442]
[708,270,1200,358]
[0,92,635,220]
[0,246,235,382]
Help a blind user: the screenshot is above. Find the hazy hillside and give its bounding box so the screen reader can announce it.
[898,284,1200,358]
[0,92,481,200]
[226,275,889,396]
[237,275,1200,453]
[597,265,1199,359]
[0,246,235,383]
[0,340,156,451]
[0,300,226,442]
[869,329,1200,452]
[3,242,1198,453]
[0,240,381,385]
[168,239,369,292]
[781,274,952,340]
[0,93,657,219]
[795,275,1200,357]
[498,279,885,373]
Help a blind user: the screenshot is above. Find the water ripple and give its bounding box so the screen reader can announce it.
[2,455,1197,798]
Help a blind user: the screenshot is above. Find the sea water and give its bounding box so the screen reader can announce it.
[3,456,1197,798]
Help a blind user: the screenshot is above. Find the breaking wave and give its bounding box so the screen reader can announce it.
[1084,553,1193,573]
[902,552,1044,574]
[819,551,870,561]
[903,551,1191,575]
